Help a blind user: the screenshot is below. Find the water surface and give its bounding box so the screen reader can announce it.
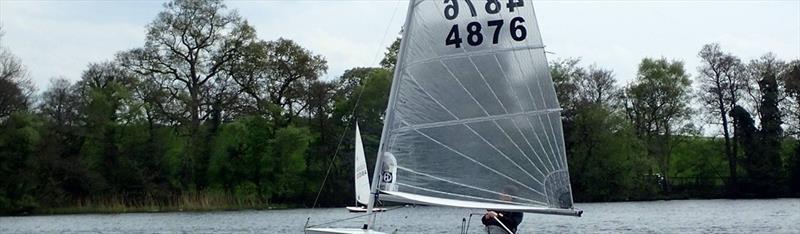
[2,199,798,233]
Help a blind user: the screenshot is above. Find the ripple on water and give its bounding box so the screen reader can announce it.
[1,199,799,233]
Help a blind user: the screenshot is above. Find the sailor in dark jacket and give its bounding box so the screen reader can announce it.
[482,209,523,233]
[482,186,523,233]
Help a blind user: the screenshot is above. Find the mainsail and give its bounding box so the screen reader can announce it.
[372,0,581,216]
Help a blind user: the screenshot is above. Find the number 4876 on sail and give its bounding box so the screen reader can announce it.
[444,0,527,48]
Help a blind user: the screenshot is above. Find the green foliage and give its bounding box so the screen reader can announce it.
[379,38,401,70]
[0,112,41,213]
[623,58,692,192]
[789,141,800,194]
[207,116,312,203]
[568,104,656,201]
[266,125,312,200]
[670,136,728,196]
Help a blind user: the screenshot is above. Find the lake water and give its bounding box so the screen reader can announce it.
[1,199,799,233]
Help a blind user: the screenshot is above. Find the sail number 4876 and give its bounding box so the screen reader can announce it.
[445,17,526,48]
[443,0,527,48]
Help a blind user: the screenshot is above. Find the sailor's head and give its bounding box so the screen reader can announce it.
[500,185,518,202]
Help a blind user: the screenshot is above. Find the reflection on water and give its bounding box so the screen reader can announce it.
[1,199,799,233]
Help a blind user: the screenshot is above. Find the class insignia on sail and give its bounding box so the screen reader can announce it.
[380,152,398,192]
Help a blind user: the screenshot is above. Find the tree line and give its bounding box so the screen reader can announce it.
[1,0,798,214]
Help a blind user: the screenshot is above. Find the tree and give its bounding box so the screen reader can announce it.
[783,60,800,193]
[577,65,618,107]
[36,78,92,204]
[747,54,784,196]
[75,62,146,195]
[40,78,82,127]
[0,112,40,214]
[696,43,745,194]
[379,38,400,70]
[229,38,327,123]
[118,0,257,189]
[549,58,583,121]
[785,60,800,137]
[623,58,692,192]
[0,31,33,119]
[742,54,786,121]
[207,117,311,203]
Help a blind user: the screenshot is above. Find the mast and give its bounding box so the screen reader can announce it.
[364,0,416,229]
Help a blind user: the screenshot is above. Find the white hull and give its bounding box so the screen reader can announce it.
[305,228,386,234]
[345,206,386,213]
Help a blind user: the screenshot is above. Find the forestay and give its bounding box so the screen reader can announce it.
[375,0,580,216]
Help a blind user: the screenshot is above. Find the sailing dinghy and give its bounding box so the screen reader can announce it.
[346,123,386,213]
[307,0,581,232]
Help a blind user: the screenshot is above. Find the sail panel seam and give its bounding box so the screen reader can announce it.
[402,45,546,70]
[392,108,561,133]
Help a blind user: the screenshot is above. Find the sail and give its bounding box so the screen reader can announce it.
[375,0,579,216]
[355,124,371,205]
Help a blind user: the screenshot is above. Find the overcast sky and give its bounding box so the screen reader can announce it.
[1,0,798,92]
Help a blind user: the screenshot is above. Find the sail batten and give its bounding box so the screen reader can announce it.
[373,0,578,215]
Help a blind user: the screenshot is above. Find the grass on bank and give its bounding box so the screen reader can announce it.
[34,192,295,215]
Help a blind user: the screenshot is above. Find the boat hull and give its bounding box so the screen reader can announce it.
[345,206,386,213]
[305,228,387,234]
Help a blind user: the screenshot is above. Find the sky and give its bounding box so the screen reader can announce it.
[1,0,798,92]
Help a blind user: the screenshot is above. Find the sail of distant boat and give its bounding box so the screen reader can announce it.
[345,123,386,213]
[308,0,579,233]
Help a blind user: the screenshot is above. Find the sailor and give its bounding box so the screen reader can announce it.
[482,186,523,234]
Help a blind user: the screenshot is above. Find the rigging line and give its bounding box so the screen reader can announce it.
[414,128,544,196]
[396,182,546,207]
[308,0,402,213]
[398,167,546,201]
[309,78,364,211]
[412,10,548,179]
[405,74,545,183]
[370,0,403,65]
[306,205,407,228]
